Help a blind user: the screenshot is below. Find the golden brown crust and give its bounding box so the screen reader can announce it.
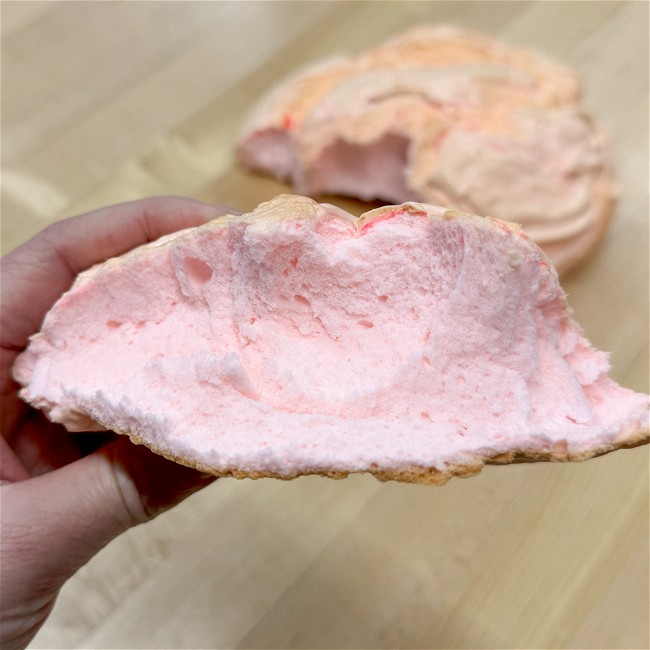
[119,422,649,486]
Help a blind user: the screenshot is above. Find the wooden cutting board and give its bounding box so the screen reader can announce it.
[3,2,647,648]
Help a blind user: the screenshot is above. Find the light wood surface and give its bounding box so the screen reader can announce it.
[2,2,648,648]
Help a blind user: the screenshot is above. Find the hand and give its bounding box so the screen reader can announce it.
[0,197,233,649]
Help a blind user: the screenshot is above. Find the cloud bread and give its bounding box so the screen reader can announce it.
[14,196,648,484]
[238,26,615,273]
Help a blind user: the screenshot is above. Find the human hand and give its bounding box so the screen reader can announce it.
[0,197,234,649]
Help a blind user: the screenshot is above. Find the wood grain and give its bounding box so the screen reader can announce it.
[2,2,647,648]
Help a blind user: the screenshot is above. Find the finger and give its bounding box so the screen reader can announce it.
[0,196,238,350]
[0,437,31,482]
[5,412,96,477]
[1,437,215,606]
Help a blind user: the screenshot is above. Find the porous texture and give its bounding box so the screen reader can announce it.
[14,195,648,485]
[238,25,615,273]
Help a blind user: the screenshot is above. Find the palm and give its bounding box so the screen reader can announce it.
[1,198,226,650]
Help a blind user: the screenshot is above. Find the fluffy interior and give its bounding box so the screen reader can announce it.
[14,199,647,476]
[302,132,416,203]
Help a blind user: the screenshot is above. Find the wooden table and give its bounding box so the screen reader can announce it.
[3,2,648,648]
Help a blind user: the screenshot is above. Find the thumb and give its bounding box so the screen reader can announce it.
[1,437,214,601]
